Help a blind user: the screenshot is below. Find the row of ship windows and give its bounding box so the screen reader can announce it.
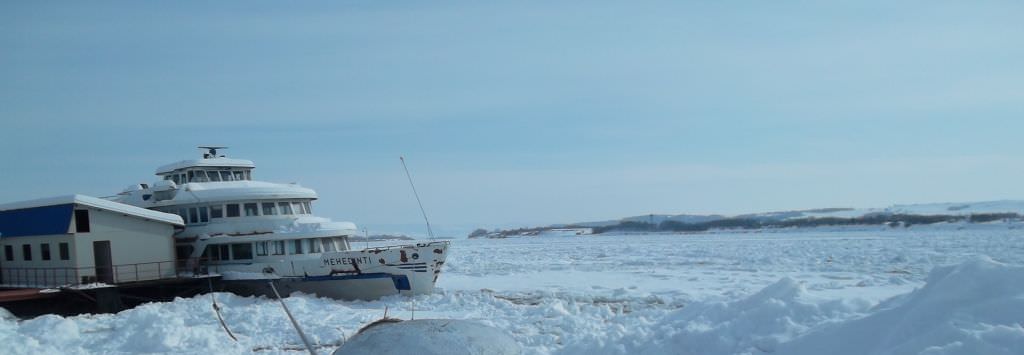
[158,201,313,225]
[4,243,71,262]
[202,237,349,261]
[163,169,252,184]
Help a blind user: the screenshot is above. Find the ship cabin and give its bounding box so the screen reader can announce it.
[197,234,353,269]
[155,157,256,185]
[153,146,257,185]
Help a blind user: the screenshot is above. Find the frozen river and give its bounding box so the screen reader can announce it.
[3,227,1023,354]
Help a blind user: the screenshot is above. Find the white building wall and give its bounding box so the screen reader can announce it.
[0,234,77,286]
[71,206,177,282]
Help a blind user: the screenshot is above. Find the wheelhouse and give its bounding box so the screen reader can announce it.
[161,168,253,184]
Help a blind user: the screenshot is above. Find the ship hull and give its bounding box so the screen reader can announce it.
[209,241,449,300]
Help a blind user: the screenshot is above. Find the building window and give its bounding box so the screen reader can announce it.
[244,203,258,216]
[262,202,277,216]
[210,205,223,218]
[272,240,285,255]
[22,244,31,261]
[226,204,240,217]
[59,243,70,260]
[4,245,12,261]
[74,209,90,233]
[41,244,51,261]
[231,243,253,260]
[278,202,293,215]
[256,241,268,256]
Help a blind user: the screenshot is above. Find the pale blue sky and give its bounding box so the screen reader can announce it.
[2,1,1023,236]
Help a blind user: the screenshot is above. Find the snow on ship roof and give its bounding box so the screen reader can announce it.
[0,194,184,226]
[182,181,317,200]
[156,157,255,174]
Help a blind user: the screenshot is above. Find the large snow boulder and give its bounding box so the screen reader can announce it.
[780,256,1024,355]
[334,319,520,355]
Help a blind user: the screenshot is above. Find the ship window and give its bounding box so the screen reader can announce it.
[233,171,244,181]
[41,243,51,260]
[335,237,350,251]
[199,207,209,223]
[178,208,188,221]
[220,171,233,181]
[307,239,322,253]
[195,171,209,182]
[278,202,293,215]
[292,202,304,215]
[4,245,12,261]
[244,171,251,180]
[210,205,223,219]
[262,203,277,216]
[171,175,180,184]
[74,210,90,233]
[231,243,253,260]
[321,238,337,252]
[22,244,31,261]
[187,171,195,182]
[256,241,268,256]
[303,202,312,214]
[219,245,230,260]
[189,208,199,224]
[244,203,259,216]
[272,240,285,255]
[208,171,221,182]
[226,204,240,217]
[290,240,304,254]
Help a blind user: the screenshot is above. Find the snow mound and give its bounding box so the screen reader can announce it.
[581,277,867,355]
[781,256,1024,355]
[560,256,1024,355]
[334,319,521,355]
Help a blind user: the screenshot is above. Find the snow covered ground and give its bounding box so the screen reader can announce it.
[2,227,1023,354]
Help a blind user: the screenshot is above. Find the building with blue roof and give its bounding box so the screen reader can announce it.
[0,195,184,287]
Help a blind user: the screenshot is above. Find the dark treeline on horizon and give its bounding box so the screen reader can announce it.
[590,213,1020,234]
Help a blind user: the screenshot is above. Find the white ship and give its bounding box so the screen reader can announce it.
[113,147,448,300]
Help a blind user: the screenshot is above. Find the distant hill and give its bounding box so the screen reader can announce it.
[574,200,1024,227]
[474,200,1024,238]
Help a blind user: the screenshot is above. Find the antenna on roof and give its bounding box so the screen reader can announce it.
[198,146,229,159]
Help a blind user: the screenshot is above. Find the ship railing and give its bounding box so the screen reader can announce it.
[0,259,211,289]
[357,240,450,252]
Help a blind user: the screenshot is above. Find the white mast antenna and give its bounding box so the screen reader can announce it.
[400,156,435,239]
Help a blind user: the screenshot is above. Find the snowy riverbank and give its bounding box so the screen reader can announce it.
[2,230,1022,354]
